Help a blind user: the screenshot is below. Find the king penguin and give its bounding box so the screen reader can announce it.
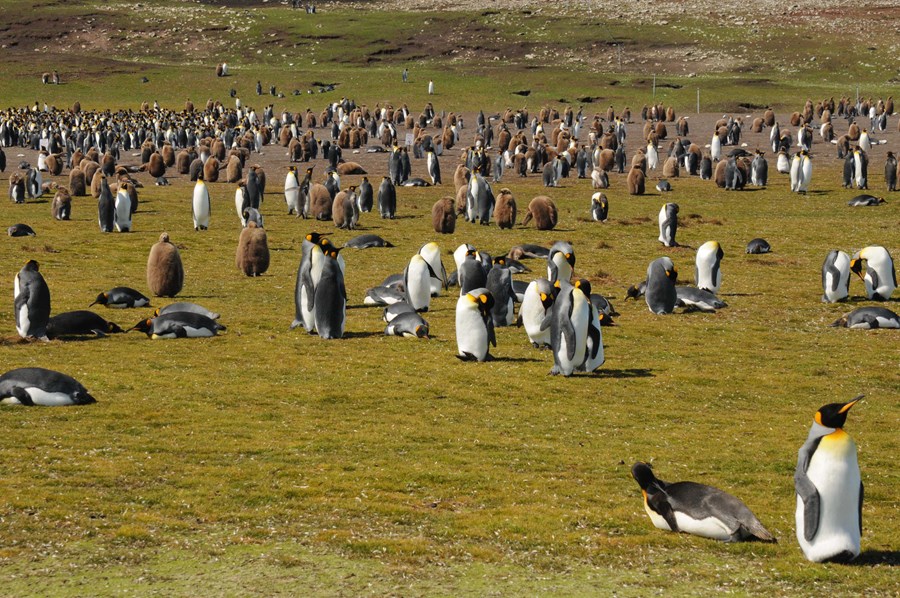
[850,246,896,300]
[519,278,555,348]
[292,232,328,332]
[645,257,677,314]
[455,288,496,361]
[632,462,775,543]
[0,367,96,406]
[14,259,51,340]
[404,253,435,312]
[418,242,447,296]
[547,241,575,284]
[284,166,300,215]
[546,279,589,376]
[426,149,441,185]
[574,279,605,373]
[314,241,347,339]
[114,182,132,232]
[658,203,679,247]
[695,241,724,294]
[192,173,211,231]
[795,396,865,563]
[821,250,851,303]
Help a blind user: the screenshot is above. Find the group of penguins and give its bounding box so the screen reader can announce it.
[3,90,898,565]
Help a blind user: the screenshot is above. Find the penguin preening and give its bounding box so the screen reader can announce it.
[519,278,555,348]
[632,462,775,543]
[795,396,864,563]
[850,246,896,301]
[645,257,677,314]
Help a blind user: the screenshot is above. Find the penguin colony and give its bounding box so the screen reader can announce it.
[2,90,897,566]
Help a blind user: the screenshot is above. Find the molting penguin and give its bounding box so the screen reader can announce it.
[850,246,896,300]
[455,288,496,361]
[14,259,51,340]
[632,462,775,543]
[830,307,900,329]
[658,203,679,247]
[695,241,724,294]
[147,232,184,297]
[0,368,96,406]
[795,396,865,563]
[645,257,677,314]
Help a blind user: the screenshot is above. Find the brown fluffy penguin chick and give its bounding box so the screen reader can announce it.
[494,188,517,229]
[203,157,220,183]
[521,196,558,230]
[432,196,456,234]
[68,168,86,196]
[147,232,184,297]
[236,221,270,277]
[308,183,332,220]
[627,165,646,195]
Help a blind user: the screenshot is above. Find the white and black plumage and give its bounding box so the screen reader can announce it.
[14,259,51,340]
[632,462,775,543]
[0,368,96,406]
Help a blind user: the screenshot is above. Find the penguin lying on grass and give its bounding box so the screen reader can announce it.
[631,462,776,543]
[0,367,96,406]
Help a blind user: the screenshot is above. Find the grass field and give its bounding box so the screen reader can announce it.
[1,1,898,596]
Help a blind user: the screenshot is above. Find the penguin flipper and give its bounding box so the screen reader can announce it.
[795,438,822,542]
[647,493,679,532]
[563,317,577,362]
[487,319,496,348]
[11,387,34,406]
[867,268,879,296]
[858,481,864,536]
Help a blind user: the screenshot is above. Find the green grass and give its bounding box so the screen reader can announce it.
[1,1,899,595]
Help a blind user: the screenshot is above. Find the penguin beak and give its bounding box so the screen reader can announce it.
[839,395,864,413]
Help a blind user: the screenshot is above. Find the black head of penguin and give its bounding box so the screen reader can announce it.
[814,396,862,429]
[631,462,663,492]
[128,317,155,335]
[573,278,592,297]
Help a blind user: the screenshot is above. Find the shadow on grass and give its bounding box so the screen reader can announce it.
[590,368,654,378]
[849,550,900,567]
[342,330,384,339]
